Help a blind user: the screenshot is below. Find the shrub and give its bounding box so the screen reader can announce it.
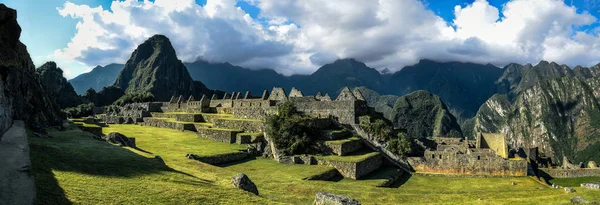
[266,102,319,155]
[62,103,95,118]
[388,132,412,156]
[361,118,393,140]
[113,92,155,106]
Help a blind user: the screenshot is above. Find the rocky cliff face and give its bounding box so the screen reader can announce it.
[113,35,215,101]
[36,61,81,108]
[475,76,600,163]
[0,4,63,137]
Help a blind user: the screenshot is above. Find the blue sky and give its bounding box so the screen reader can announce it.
[3,0,600,78]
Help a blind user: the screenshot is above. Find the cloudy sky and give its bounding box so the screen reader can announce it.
[5,0,600,79]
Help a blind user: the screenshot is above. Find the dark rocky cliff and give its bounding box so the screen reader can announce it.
[113,35,215,101]
[36,61,81,108]
[0,4,63,137]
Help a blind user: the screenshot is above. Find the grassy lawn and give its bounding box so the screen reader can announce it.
[325,137,361,145]
[315,150,380,163]
[550,177,600,187]
[29,124,600,204]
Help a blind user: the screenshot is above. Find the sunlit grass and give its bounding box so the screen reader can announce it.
[29,124,600,204]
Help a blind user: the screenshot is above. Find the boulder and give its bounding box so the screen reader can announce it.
[588,161,598,168]
[231,173,258,195]
[564,187,575,193]
[104,132,136,147]
[314,192,360,205]
[571,196,588,204]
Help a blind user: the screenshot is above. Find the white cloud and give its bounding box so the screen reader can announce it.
[55,0,600,77]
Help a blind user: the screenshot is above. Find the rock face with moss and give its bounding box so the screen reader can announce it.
[0,4,62,137]
[475,76,600,163]
[36,61,81,108]
[113,34,215,101]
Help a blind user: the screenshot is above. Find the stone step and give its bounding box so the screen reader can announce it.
[151,112,233,123]
[315,151,382,180]
[196,127,244,144]
[235,132,264,144]
[212,118,265,133]
[324,137,364,156]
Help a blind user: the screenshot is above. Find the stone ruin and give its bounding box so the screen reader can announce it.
[152,87,369,125]
[407,133,528,176]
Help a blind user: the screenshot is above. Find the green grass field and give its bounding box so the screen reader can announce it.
[29,124,600,204]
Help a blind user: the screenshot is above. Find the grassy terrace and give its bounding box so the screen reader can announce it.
[219,118,265,122]
[29,124,600,204]
[73,122,100,128]
[550,177,600,187]
[315,150,380,163]
[325,136,361,145]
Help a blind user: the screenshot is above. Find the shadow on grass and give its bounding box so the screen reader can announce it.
[216,155,257,168]
[28,130,212,204]
[359,166,411,188]
[133,147,154,155]
[389,172,412,188]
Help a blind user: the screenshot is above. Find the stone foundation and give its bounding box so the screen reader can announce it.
[140,118,195,131]
[197,128,242,143]
[407,156,528,176]
[213,118,265,133]
[325,138,363,156]
[540,168,600,178]
[318,153,382,179]
[78,126,102,136]
[174,114,204,122]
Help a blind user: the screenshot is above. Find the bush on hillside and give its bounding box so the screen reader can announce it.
[387,132,412,156]
[266,102,319,155]
[113,92,155,106]
[62,103,95,118]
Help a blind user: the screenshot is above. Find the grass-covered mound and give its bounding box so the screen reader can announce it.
[29,124,600,204]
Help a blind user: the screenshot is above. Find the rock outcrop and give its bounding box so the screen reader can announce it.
[475,76,600,163]
[113,34,216,101]
[230,173,258,195]
[314,192,360,205]
[36,61,82,108]
[0,4,62,139]
[104,132,136,147]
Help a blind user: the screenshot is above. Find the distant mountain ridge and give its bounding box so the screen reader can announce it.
[69,63,124,94]
[69,56,600,121]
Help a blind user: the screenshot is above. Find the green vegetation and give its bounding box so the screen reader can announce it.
[325,137,361,145]
[315,150,380,163]
[266,102,320,155]
[29,124,600,204]
[361,118,392,139]
[388,133,412,156]
[113,92,155,106]
[550,177,600,187]
[62,103,95,118]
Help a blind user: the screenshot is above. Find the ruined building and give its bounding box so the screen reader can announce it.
[407,133,528,176]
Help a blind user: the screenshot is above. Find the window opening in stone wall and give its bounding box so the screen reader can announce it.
[477,156,480,160]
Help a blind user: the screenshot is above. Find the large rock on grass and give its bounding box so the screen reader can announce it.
[314,192,360,205]
[231,173,258,195]
[104,132,136,148]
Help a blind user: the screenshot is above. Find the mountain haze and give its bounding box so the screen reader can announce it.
[69,63,124,94]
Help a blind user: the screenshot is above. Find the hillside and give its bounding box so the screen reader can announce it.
[0,4,62,136]
[69,63,124,94]
[474,76,600,163]
[36,62,81,108]
[113,35,216,101]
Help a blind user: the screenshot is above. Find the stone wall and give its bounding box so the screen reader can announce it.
[188,152,248,165]
[325,139,363,156]
[477,133,508,158]
[539,168,600,178]
[197,128,242,143]
[232,107,277,120]
[140,118,195,131]
[213,118,265,132]
[78,126,102,136]
[102,116,125,124]
[174,114,203,122]
[407,150,528,176]
[318,154,382,179]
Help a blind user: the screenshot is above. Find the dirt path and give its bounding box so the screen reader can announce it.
[0,120,35,205]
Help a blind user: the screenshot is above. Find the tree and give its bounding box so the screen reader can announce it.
[388,133,412,156]
[266,102,318,155]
